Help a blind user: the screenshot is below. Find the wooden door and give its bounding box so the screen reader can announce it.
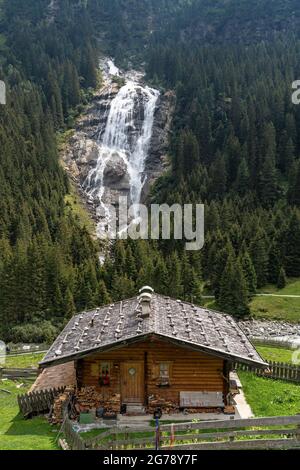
[121,362,144,404]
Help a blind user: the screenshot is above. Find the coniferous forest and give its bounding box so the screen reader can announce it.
[1,0,300,343]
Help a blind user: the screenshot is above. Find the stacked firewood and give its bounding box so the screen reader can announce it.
[73,387,120,415]
[51,386,75,424]
[75,386,102,412]
[147,395,179,414]
[104,394,121,415]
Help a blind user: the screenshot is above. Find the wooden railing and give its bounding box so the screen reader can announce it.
[235,361,300,383]
[60,400,86,451]
[18,387,65,418]
[75,415,300,450]
[0,367,38,380]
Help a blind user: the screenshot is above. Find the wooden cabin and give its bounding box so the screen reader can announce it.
[40,287,267,415]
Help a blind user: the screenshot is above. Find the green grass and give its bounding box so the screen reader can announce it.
[239,371,300,417]
[250,295,300,322]
[0,380,59,450]
[251,278,300,322]
[257,278,300,295]
[3,353,44,369]
[202,278,300,322]
[64,184,96,236]
[255,345,295,364]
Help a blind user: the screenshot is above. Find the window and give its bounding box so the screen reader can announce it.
[159,363,170,380]
[158,362,171,386]
[100,362,110,386]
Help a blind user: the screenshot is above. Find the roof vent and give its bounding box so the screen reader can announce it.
[139,286,154,295]
[139,288,153,318]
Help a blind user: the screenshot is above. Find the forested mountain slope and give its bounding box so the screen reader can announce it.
[89,0,300,318]
[1,0,300,343]
[0,0,106,342]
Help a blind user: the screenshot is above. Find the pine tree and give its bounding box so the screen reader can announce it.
[209,151,227,199]
[190,268,203,305]
[277,267,287,289]
[97,280,112,306]
[218,254,250,318]
[268,242,282,284]
[258,155,280,207]
[64,288,76,319]
[236,158,250,195]
[284,212,300,277]
[250,233,269,288]
[288,161,300,207]
[167,252,183,298]
[240,251,257,296]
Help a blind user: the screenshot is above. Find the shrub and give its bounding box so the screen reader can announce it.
[9,322,58,344]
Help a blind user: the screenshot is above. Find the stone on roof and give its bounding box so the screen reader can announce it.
[40,288,267,368]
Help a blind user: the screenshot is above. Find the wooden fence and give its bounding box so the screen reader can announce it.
[235,361,300,383]
[15,389,300,450]
[0,368,38,380]
[60,400,86,451]
[18,387,65,418]
[64,414,300,450]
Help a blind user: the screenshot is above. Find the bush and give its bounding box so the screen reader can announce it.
[9,321,58,344]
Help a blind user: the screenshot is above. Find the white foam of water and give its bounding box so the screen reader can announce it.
[85,59,159,237]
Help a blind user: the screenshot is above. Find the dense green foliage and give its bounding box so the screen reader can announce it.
[0,0,104,342]
[92,1,300,317]
[144,35,300,314]
[1,0,300,342]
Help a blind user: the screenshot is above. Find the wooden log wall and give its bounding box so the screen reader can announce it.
[77,338,226,407]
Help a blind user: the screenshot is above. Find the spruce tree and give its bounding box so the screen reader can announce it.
[284,212,300,277]
[218,254,250,318]
[277,267,287,289]
[250,233,269,288]
[64,288,76,319]
[240,251,257,296]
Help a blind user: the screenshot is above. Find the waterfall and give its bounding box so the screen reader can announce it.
[84,59,160,237]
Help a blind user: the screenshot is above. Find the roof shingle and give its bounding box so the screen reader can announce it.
[40,293,267,368]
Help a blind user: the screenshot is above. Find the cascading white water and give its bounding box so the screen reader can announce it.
[84,59,159,237]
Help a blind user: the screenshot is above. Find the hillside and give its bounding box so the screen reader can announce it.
[0,0,300,344]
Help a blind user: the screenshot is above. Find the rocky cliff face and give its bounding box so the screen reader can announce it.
[62,60,175,234]
[142,90,176,202]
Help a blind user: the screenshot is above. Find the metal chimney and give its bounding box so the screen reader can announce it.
[139,286,154,318]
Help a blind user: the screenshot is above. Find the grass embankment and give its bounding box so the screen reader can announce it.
[255,345,295,364]
[203,278,300,322]
[0,380,59,450]
[257,279,300,295]
[251,297,300,322]
[3,353,45,369]
[239,371,300,417]
[251,278,300,322]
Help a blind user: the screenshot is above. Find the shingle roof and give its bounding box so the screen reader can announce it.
[40,292,267,368]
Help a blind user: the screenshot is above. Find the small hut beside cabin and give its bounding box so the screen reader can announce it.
[40,287,267,416]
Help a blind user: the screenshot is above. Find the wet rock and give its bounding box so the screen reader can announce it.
[62,61,175,233]
[239,320,300,343]
[142,90,176,202]
[103,155,130,190]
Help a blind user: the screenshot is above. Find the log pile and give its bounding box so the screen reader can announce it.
[147,395,179,414]
[74,387,120,415]
[105,394,121,415]
[51,386,75,424]
[75,386,102,412]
